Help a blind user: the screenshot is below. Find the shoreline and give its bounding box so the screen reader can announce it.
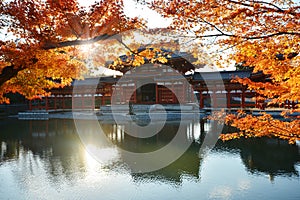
[3,106,299,121]
[12,110,205,122]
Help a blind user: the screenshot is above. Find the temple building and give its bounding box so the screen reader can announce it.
[28,68,278,111]
[28,49,297,111]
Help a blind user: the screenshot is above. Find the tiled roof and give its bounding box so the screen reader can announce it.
[191,70,253,81]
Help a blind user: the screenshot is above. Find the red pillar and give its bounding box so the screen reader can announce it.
[91,95,95,110]
[108,85,113,105]
[156,84,159,104]
[241,89,245,108]
[200,91,204,108]
[227,90,231,109]
[120,84,124,103]
[171,81,175,103]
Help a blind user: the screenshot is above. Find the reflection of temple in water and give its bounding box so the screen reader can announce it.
[1,118,300,184]
[101,121,204,150]
[131,144,202,183]
[0,119,209,183]
[100,121,207,183]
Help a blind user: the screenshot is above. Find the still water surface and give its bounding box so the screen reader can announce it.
[0,118,299,199]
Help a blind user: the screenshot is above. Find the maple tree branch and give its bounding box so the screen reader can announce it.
[250,1,284,12]
[224,114,300,141]
[183,17,298,41]
[115,38,136,54]
[239,31,300,39]
[182,31,300,40]
[198,17,228,36]
[0,57,39,87]
[218,42,242,53]
[0,65,22,87]
[228,0,300,16]
[228,0,284,12]
[42,33,116,49]
[268,122,300,138]
[0,30,120,87]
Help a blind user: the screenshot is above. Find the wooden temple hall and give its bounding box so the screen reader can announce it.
[29,66,282,111]
[28,48,297,111]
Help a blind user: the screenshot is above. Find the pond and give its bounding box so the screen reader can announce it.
[0,118,299,199]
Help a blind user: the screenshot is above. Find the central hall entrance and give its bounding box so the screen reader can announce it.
[136,83,156,104]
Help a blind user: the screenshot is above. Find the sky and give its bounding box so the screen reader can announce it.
[78,0,172,28]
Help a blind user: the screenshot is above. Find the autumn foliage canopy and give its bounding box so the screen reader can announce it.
[0,0,142,102]
[150,0,300,143]
[0,0,299,143]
